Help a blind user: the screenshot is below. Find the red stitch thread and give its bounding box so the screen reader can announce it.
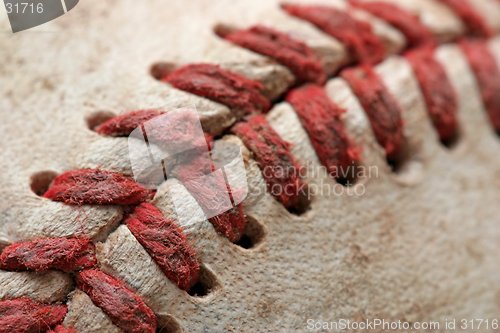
[285,84,361,178]
[76,269,157,333]
[126,203,199,291]
[436,0,494,37]
[43,169,152,205]
[230,115,304,209]
[206,202,245,243]
[47,326,76,333]
[349,1,436,48]
[340,66,404,160]
[94,107,244,242]
[459,39,500,132]
[405,47,458,143]
[0,238,96,273]
[281,3,385,65]
[176,154,246,243]
[217,25,327,85]
[96,110,163,136]
[164,64,271,119]
[0,298,67,333]
[96,109,213,151]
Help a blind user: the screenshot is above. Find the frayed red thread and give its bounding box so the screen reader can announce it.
[96,110,164,136]
[96,110,214,151]
[43,169,152,205]
[285,84,361,177]
[126,203,200,291]
[206,201,245,243]
[281,3,385,65]
[230,115,304,209]
[436,0,494,37]
[76,269,157,333]
[340,66,404,159]
[460,39,500,132]
[47,326,76,333]
[176,154,246,243]
[135,109,212,152]
[0,238,96,273]
[406,47,458,142]
[0,298,67,333]
[220,25,326,85]
[164,64,271,119]
[349,1,436,48]
[96,107,244,242]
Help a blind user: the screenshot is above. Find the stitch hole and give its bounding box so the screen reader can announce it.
[387,138,424,185]
[188,264,219,298]
[440,126,463,150]
[235,215,265,249]
[157,317,183,333]
[30,171,58,196]
[150,62,177,81]
[335,161,365,187]
[86,111,116,131]
[213,23,237,38]
[287,190,313,216]
[387,148,411,174]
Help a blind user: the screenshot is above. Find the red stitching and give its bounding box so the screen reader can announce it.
[43,169,153,205]
[0,238,96,273]
[340,65,405,160]
[96,110,164,137]
[174,153,247,242]
[96,108,246,243]
[163,64,271,119]
[0,298,67,333]
[459,39,500,132]
[97,109,214,151]
[285,84,361,178]
[125,203,200,291]
[230,115,305,209]
[349,1,437,48]
[281,3,385,65]
[406,47,459,142]
[76,269,158,333]
[218,25,327,85]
